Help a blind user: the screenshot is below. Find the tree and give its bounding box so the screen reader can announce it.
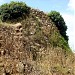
[48,11,68,42]
[0,1,30,21]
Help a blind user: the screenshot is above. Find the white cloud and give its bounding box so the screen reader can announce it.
[67,0,75,52]
[68,0,75,11]
[61,13,75,52]
[60,0,75,52]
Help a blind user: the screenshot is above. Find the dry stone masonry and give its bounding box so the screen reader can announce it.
[0,8,74,75]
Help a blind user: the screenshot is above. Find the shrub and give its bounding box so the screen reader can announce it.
[0,1,30,21]
[48,11,68,42]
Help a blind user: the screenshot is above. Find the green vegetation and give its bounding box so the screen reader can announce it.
[48,30,71,52]
[0,1,30,22]
[48,11,68,42]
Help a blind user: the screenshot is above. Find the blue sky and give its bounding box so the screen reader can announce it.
[0,0,71,13]
[0,0,72,13]
[0,0,75,52]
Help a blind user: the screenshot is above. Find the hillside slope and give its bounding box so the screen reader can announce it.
[0,8,75,75]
